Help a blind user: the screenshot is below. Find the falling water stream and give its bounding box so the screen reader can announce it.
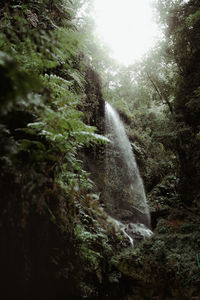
[104,102,152,242]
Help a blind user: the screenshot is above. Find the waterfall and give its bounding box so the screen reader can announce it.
[104,102,151,232]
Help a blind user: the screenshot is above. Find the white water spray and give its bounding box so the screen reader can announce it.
[105,102,151,229]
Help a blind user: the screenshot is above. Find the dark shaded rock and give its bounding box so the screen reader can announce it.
[151,209,170,229]
[82,65,105,133]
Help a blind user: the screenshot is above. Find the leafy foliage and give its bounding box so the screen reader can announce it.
[1,0,200,299]
[0,1,113,299]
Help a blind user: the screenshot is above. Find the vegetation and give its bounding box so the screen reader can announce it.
[0,0,200,299]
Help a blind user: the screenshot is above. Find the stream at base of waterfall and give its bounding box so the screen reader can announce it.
[104,102,152,245]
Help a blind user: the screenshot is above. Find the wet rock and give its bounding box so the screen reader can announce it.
[124,223,153,243]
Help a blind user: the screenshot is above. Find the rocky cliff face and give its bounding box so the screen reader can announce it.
[82,65,105,132]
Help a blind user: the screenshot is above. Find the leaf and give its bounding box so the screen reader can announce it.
[19,139,46,151]
[27,122,46,129]
[73,131,110,143]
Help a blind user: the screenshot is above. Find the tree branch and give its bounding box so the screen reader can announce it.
[146,71,173,114]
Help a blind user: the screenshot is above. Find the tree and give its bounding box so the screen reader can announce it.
[155,0,200,205]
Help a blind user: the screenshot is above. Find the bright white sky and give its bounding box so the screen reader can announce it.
[93,0,160,65]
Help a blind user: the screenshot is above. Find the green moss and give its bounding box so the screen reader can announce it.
[112,210,200,299]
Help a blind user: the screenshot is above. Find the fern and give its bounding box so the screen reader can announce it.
[0,0,108,196]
